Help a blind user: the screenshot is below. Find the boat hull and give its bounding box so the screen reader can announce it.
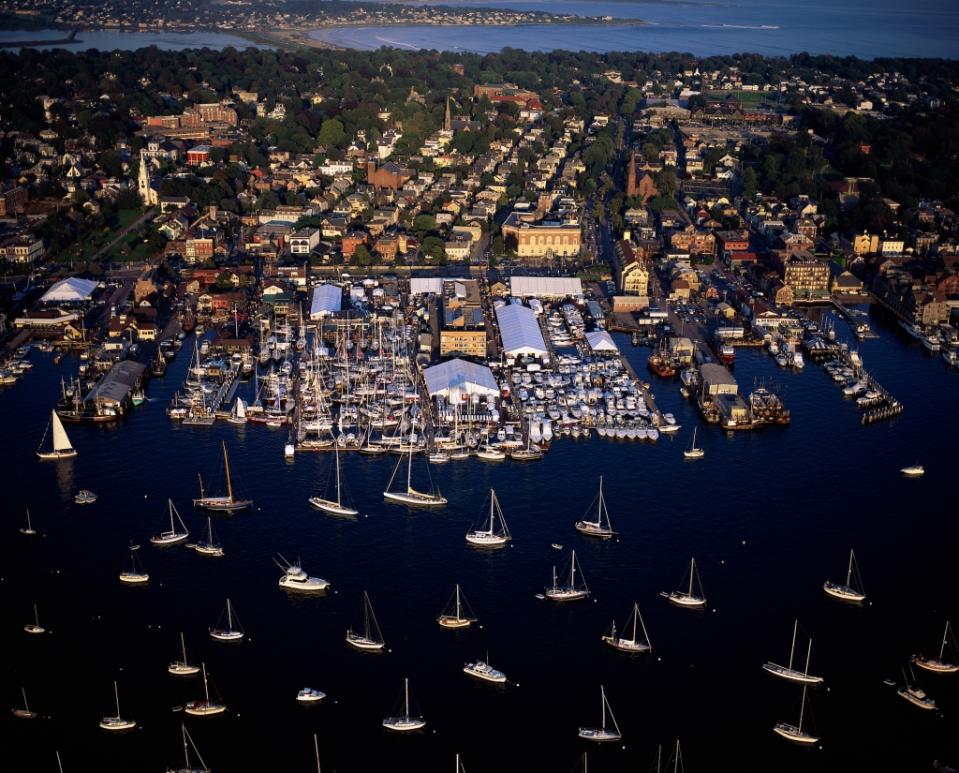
[912,657,959,674]
[437,616,472,629]
[168,663,200,677]
[574,521,614,539]
[383,718,426,732]
[193,498,253,512]
[383,491,447,508]
[36,450,77,461]
[544,589,589,602]
[662,591,706,608]
[465,533,509,548]
[309,497,359,517]
[99,718,136,731]
[822,582,866,603]
[119,572,149,584]
[763,662,824,685]
[184,702,226,716]
[602,636,651,654]
[577,728,621,742]
[346,634,384,652]
[209,629,243,642]
[773,723,819,744]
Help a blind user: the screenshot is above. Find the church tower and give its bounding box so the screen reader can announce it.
[138,150,158,207]
[444,95,452,132]
[626,149,637,197]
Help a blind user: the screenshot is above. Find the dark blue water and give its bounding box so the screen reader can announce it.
[0,28,268,52]
[4,303,958,772]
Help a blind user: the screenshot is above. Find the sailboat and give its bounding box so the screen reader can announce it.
[437,584,477,629]
[383,418,447,507]
[661,558,707,608]
[683,427,704,460]
[577,686,622,742]
[601,603,652,653]
[544,549,590,602]
[227,397,247,425]
[823,548,866,602]
[346,591,386,652]
[99,681,136,731]
[309,443,359,516]
[463,654,507,684]
[37,410,77,460]
[574,477,615,538]
[510,416,543,461]
[763,621,824,684]
[465,489,511,548]
[913,621,959,674]
[193,442,253,512]
[184,663,226,716]
[773,680,820,744]
[168,632,201,676]
[276,554,329,592]
[24,604,45,635]
[165,723,209,773]
[192,516,224,557]
[12,687,38,720]
[209,598,244,642]
[382,677,426,732]
[897,664,938,710]
[119,545,150,584]
[20,509,36,536]
[150,499,190,547]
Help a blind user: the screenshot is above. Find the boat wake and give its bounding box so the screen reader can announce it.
[375,36,421,50]
[701,23,781,30]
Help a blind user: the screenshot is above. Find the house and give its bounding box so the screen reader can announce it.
[289,228,320,255]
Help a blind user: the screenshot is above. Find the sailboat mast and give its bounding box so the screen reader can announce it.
[597,477,604,526]
[113,681,121,716]
[570,550,577,587]
[489,489,496,532]
[202,663,210,702]
[227,599,233,630]
[631,603,639,642]
[939,621,951,660]
[314,733,322,773]
[21,687,29,713]
[798,684,808,732]
[689,558,695,596]
[406,419,414,493]
[223,442,234,502]
[600,686,606,730]
[403,678,410,717]
[455,585,462,620]
[788,619,798,670]
[334,442,342,506]
[181,632,188,663]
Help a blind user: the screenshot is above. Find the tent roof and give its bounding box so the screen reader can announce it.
[496,303,547,356]
[585,330,619,353]
[509,276,583,298]
[309,283,342,317]
[41,277,99,303]
[423,358,498,397]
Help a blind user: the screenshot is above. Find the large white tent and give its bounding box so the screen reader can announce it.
[41,277,99,304]
[509,276,583,299]
[309,283,342,319]
[585,330,619,354]
[409,277,444,295]
[496,303,547,358]
[423,358,499,401]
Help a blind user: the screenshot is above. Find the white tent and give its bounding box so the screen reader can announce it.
[309,284,342,319]
[423,358,499,401]
[585,330,619,354]
[509,276,583,299]
[496,303,547,358]
[41,277,99,304]
[409,277,444,295]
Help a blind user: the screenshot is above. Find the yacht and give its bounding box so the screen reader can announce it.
[193,442,253,512]
[823,549,866,603]
[346,591,385,652]
[12,687,38,720]
[763,621,825,685]
[475,445,506,461]
[74,489,97,505]
[912,621,959,674]
[184,663,226,716]
[297,688,326,704]
[437,584,477,629]
[209,598,244,642]
[384,419,447,507]
[24,604,45,635]
[150,499,190,547]
[602,603,652,653]
[192,517,224,557]
[898,665,937,710]
[900,464,925,477]
[544,550,590,602]
[119,545,150,585]
[166,723,209,773]
[277,555,329,593]
[465,489,511,548]
[683,427,704,460]
[773,683,819,744]
[661,558,707,608]
[577,686,622,743]
[36,410,77,460]
[382,678,426,732]
[574,477,615,539]
[309,443,359,516]
[99,681,136,732]
[463,659,507,684]
[168,632,201,677]
[20,509,36,536]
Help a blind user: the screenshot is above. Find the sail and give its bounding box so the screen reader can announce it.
[235,398,246,418]
[51,411,73,452]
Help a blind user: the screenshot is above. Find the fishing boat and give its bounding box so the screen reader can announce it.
[276,554,329,593]
[544,549,590,602]
[184,663,226,716]
[465,489,511,548]
[150,499,190,547]
[12,688,38,720]
[193,442,253,512]
[24,604,45,635]
[912,621,959,674]
[574,476,615,539]
[20,509,36,536]
[309,443,359,516]
[74,489,97,505]
[897,665,937,710]
[346,591,385,652]
[764,622,824,685]
[601,603,652,653]
[900,464,925,477]
[661,558,707,608]
[437,584,477,629]
[209,598,244,642]
[192,517,224,557]
[463,657,507,684]
[683,427,704,460]
[168,632,201,676]
[577,686,622,743]
[166,723,209,773]
[773,682,819,744]
[383,419,447,507]
[382,678,426,732]
[36,410,77,460]
[119,545,150,584]
[297,688,326,704]
[99,681,136,732]
[823,548,866,603]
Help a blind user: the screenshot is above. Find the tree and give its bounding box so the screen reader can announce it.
[318,118,346,149]
[742,167,758,199]
[654,168,677,199]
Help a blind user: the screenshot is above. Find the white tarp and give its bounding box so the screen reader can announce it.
[409,277,444,295]
[496,303,547,357]
[309,284,342,319]
[509,276,583,298]
[585,330,619,353]
[423,358,499,400]
[41,277,99,303]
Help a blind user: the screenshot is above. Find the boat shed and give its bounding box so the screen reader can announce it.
[509,276,583,299]
[309,284,342,319]
[85,360,147,410]
[423,358,499,401]
[41,277,99,304]
[409,277,444,296]
[496,303,548,359]
[701,363,738,396]
[585,330,619,354]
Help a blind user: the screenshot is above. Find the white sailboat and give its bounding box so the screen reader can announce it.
[192,516,224,557]
[577,685,622,742]
[119,545,150,584]
[544,549,590,602]
[209,598,244,642]
[574,476,615,538]
[773,679,819,744]
[601,603,652,653]
[150,499,190,547]
[165,723,209,773]
[897,664,938,710]
[227,397,247,425]
[184,662,226,716]
[193,442,253,512]
[661,558,707,608]
[276,554,329,593]
[465,489,511,548]
[510,416,543,461]
[24,604,45,635]
[20,509,36,536]
[437,584,477,629]
[764,621,824,685]
[900,463,924,477]
[823,548,866,602]
[346,591,385,652]
[37,410,77,460]
[683,427,704,460]
[912,621,959,674]
[383,418,447,507]
[309,443,359,516]
[99,681,136,732]
[382,677,426,732]
[168,632,201,676]
[463,655,507,684]
[12,687,39,720]
[475,445,506,461]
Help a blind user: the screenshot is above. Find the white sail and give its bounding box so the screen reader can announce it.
[51,411,74,453]
[235,398,246,418]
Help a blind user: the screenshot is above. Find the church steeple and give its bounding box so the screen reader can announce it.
[138,149,158,207]
[626,149,637,197]
[444,95,452,132]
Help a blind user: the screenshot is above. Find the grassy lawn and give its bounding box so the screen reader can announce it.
[708,90,779,108]
[117,209,142,229]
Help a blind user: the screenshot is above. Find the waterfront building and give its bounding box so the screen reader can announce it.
[495,303,548,360]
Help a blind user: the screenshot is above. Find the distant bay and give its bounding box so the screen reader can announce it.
[0,27,269,52]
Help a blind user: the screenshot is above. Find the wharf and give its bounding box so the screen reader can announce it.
[617,342,665,425]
